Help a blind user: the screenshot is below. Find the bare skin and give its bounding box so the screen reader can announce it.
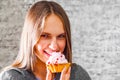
[34,14,71,80]
[46,67,71,80]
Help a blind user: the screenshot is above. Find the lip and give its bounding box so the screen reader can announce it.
[44,51,51,57]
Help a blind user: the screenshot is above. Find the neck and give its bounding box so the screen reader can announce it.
[33,58,47,80]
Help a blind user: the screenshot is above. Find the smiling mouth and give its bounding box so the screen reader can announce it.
[44,51,51,57]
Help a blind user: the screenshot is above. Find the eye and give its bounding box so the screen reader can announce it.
[40,34,50,39]
[57,34,66,39]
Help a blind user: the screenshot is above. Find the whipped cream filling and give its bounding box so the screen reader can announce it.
[46,52,68,64]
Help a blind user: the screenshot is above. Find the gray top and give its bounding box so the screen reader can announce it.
[0,63,91,80]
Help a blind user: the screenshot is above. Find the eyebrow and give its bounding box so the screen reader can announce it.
[41,32,66,35]
[41,32,51,35]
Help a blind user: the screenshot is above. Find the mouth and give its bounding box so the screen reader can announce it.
[44,51,51,57]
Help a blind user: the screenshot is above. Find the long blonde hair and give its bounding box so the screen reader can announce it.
[11,1,72,71]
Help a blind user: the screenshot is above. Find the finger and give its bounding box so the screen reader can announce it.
[60,67,66,80]
[60,67,71,80]
[62,66,67,74]
[62,66,71,74]
[67,67,71,73]
[65,67,71,80]
[46,68,52,80]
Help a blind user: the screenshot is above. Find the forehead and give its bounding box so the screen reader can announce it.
[43,14,65,34]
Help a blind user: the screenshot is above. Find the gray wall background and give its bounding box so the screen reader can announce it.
[0,0,120,80]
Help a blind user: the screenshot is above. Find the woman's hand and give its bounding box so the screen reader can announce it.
[46,67,71,80]
[60,67,71,80]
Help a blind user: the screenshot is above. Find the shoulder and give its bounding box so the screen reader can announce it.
[71,63,91,80]
[0,67,36,80]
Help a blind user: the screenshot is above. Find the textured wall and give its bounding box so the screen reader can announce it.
[0,0,120,80]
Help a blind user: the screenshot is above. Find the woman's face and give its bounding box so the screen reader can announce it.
[35,14,66,63]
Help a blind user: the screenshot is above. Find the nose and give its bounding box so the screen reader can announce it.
[49,38,59,52]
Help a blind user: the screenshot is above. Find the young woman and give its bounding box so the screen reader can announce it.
[0,1,91,80]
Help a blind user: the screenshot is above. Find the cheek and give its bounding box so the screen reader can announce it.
[34,41,43,54]
[37,45,42,52]
[36,43,44,52]
[59,40,66,52]
[35,41,48,52]
[34,42,49,63]
[34,43,42,55]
